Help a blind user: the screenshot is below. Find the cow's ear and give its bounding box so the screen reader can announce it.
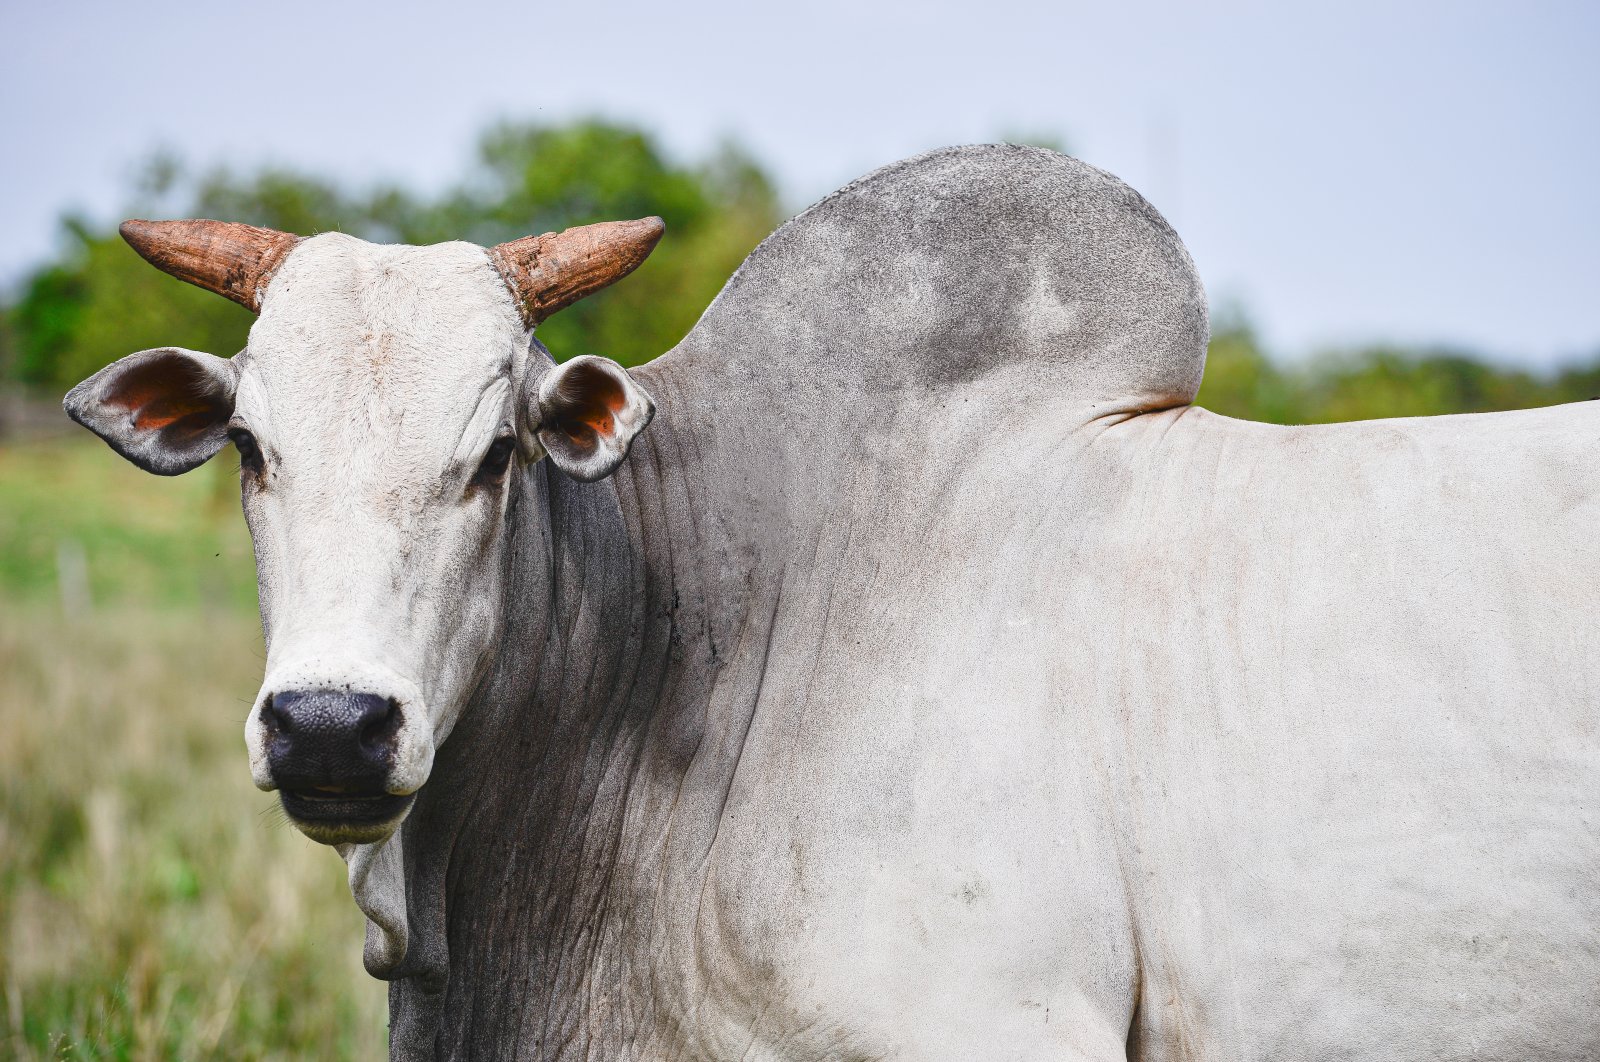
[63,347,238,476]
[533,355,655,482]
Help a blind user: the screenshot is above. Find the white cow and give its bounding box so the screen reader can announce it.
[66,146,1599,1060]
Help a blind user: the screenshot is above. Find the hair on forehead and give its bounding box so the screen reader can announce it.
[246,233,528,397]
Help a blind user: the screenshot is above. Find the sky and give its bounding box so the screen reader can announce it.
[2,0,1595,367]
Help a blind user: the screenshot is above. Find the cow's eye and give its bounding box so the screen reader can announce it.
[230,428,263,474]
[473,436,516,486]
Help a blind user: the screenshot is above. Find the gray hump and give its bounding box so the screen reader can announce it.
[678,144,1208,408]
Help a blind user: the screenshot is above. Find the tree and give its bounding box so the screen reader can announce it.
[4,119,784,395]
[6,124,1597,422]
[1195,312,1599,424]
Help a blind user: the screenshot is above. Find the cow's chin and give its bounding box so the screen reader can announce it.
[279,790,416,846]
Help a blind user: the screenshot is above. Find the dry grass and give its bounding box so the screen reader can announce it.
[0,606,388,1059]
[0,434,388,1058]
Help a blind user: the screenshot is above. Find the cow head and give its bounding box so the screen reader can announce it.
[65,217,661,847]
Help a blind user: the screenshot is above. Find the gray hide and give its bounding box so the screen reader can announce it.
[375,146,1599,1059]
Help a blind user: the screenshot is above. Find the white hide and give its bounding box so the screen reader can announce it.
[236,235,528,812]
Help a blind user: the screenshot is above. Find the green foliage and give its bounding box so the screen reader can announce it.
[10,222,256,393]
[1196,313,1600,424]
[450,123,781,367]
[6,118,783,395]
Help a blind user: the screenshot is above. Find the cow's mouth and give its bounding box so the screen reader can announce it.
[279,787,415,844]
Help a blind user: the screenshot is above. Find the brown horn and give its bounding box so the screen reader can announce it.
[488,217,665,328]
[119,219,303,313]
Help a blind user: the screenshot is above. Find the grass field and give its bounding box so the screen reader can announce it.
[0,434,387,1059]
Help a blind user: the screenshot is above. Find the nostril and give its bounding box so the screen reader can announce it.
[260,693,284,735]
[360,696,403,750]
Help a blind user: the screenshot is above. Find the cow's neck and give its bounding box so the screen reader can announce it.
[382,345,1128,1058]
[387,389,726,1059]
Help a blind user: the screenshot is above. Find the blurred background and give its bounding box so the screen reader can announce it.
[1,0,1595,1057]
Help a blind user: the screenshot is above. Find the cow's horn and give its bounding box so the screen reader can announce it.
[488,217,665,329]
[120,219,302,313]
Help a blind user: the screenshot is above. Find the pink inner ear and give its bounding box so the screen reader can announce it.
[128,395,212,430]
[550,364,628,444]
[100,357,228,435]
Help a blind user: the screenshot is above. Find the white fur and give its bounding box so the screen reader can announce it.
[237,234,528,814]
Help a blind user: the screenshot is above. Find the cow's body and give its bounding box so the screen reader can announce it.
[67,146,1599,1059]
[373,149,1600,1059]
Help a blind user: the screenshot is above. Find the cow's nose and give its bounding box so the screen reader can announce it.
[262,689,401,791]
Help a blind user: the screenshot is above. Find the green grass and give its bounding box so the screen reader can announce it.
[0,436,387,1058]
[0,435,257,612]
